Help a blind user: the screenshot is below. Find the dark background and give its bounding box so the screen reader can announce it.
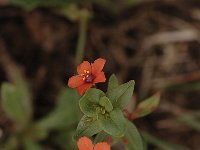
[0,0,200,149]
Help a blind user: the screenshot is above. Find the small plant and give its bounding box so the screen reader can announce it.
[0,58,159,150]
[68,58,160,150]
[1,7,153,149]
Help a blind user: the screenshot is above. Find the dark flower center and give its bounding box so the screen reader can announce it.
[85,74,95,83]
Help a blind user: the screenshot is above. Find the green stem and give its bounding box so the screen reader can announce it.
[75,9,89,65]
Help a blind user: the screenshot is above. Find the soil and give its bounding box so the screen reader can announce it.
[0,0,200,149]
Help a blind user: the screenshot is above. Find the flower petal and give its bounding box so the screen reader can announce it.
[77,83,93,96]
[77,61,92,75]
[94,142,110,150]
[77,137,93,150]
[68,75,84,88]
[92,58,106,75]
[93,72,106,84]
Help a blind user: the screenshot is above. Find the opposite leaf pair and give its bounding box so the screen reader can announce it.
[69,58,160,150]
[74,74,135,139]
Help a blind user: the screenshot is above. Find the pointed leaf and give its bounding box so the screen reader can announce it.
[125,120,143,150]
[1,56,33,119]
[79,88,105,117]
[132,93,160,119]
[1,83,31,130]
[74,115,102,140]
[107,74,119,92]
[107,80,135,109]
[100,109,126,137]
[36,88,81,130]
[94,132,110,144]
[99,96,113,112]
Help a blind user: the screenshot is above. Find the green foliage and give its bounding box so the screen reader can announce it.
[79,88,105,118]
[56,4,81,22]
[107,74,119,93]
[142,132,190,150]
[0,82,81,149]
[99,96,113,112]
[74,115,102,139]
[36,88,81,131]
[9,0,81,10]
[177,113,200,131]
[23,138,43,150]
[53,129,77,150]
[0,71,160,149]
[76,76,135,139]
[75,74,160,149]
[77,86,127,138]
[125,120,144,150]
[1,82,32,131]
[94,131,110,144]
[107,80,135,109]
[9,0,144,12]
[100,108,126,137]
[2,136,19,150]
[132,93,160,119]
[168,80,200,91]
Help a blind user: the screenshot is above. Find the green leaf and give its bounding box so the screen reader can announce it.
[132,93,160,119]
[10,0,81,10]
[74,115,102,139]
[24,124,48,141]
[100,109,126,137]
[99,96,113,112]
[142,132,190,150]
[107,74,119,92]
[35,88,81,131]
[1,82,31,130]
[94,131,110,144]
[1,53,33,124]
[143,139,148,150]
[177,113,200,131]
[55,4,92,22]
[107,80,135,109]
[79,88,105,117]
[167,80,200,91]
[2,136,19,150]
[23,138,43,150]
[125,120,143,150]
[53,129,77,150]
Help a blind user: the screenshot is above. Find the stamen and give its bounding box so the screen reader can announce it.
[83,70,90,74]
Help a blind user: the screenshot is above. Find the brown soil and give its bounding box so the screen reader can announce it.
[0,0,200,149]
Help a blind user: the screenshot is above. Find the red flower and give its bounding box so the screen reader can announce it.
[68,58,106,96]
[77,136,110,150]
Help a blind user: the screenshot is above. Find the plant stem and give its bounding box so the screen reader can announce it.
[75,9,89,65]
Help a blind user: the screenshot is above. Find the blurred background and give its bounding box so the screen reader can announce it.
[0,0,200,149]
